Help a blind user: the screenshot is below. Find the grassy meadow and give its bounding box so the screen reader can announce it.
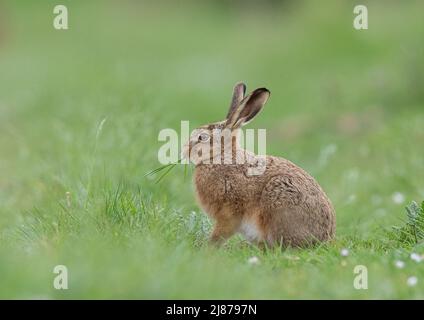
[0,0,424,299]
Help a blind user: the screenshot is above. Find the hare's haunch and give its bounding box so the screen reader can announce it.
[182,82,336,247]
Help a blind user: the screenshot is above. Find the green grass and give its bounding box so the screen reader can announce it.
[1,0,424,299]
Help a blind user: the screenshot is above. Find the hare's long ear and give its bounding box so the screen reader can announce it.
[226,87,270,128]
[226,82,246,122]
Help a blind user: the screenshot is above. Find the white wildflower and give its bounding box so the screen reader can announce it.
[395,260,405,269]
[407,276,418,287]
[392,192,405,204]
[410,253,422,263]
[341,248,349,257]
[248,256,260,265]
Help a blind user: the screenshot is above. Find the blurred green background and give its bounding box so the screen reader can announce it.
[0,0,423,299]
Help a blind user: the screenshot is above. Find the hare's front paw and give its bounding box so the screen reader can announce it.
[208,221,239,247]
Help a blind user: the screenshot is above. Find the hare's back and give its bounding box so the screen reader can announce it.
[261,156,334,211]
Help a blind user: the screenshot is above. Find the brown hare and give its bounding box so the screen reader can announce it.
[182,82,336,248]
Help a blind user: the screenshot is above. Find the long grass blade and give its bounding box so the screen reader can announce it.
[144,163,174,178]
[144,158,184,184]
[155,163,176,184]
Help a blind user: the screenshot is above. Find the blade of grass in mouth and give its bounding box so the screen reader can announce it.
[143,163,174,178]
[144,159,183,184]
[154,163,177,184]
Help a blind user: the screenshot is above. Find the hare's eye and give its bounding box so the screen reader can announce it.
[198,132,210,142]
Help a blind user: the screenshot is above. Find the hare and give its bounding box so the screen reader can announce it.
[182,82,336,248]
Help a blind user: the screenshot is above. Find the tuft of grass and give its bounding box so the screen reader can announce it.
[387,201,424,248]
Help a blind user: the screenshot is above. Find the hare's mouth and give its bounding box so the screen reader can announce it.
[181,142,199,165]
[181,143,191,162]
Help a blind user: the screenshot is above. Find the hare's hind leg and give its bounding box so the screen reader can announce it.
[266,206,324,247]
[260,176,310,246]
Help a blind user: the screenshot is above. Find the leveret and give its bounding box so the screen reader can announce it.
[182,82,336,247]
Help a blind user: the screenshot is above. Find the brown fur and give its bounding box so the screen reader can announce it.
[183,83,336,248]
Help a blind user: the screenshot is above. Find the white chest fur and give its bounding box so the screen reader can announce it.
[239,219,262,243]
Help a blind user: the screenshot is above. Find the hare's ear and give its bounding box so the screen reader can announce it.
[226,82,246,122]
[226,87,270,128]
